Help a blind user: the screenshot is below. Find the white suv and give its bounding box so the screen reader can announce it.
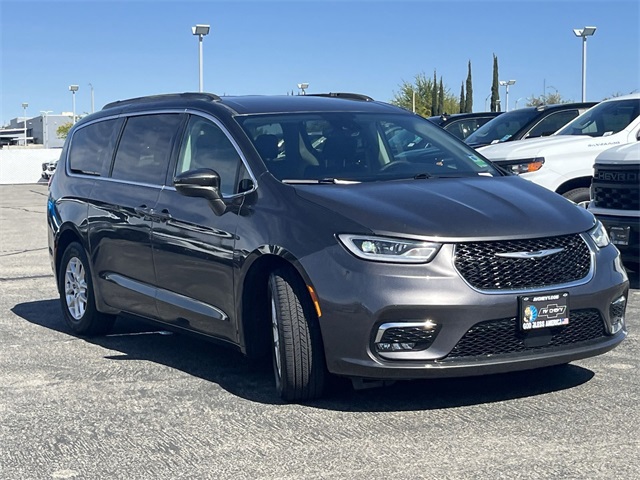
[478,93,640,205]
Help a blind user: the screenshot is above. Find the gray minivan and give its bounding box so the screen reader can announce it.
[48,92,628,401]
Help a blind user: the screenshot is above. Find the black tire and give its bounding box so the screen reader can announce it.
[59,242,116,336]
[268,268,326,401]
[563,187,590,208]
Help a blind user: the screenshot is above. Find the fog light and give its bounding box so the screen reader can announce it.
[374,320,438,354]
[610,296,626,334]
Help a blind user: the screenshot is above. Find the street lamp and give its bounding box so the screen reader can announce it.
[573,26,597,102]
[40,110,53,148]
[192,24,210,92]
[297,83,309,95]
[499,80,516,112]
[88,83,95,113]
[21,102,28,146]
[69,85,79,124]
[484,93,491,111]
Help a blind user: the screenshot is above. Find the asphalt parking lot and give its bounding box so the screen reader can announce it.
[1,184,638,480]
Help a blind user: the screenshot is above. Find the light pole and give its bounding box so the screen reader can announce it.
[21,102,28,146]
[484,93,491,111]
[297,83,309,95]
[88,83,95,113]
[573,26,597,102]
[192,24,210,92]
[69,85,79,124]
[499,80,516,112]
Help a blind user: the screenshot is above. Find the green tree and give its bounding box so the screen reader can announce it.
[491,54,500,112]
[57,122,73,139]
[390,72,435,117]
[431,70,438,116]
[526,91,567,106]
[465,60,473,113]
[459,82,465,114]
[438,77,445,115]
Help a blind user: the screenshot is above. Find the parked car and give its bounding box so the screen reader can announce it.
[427,112,502,140]
[478,94,640,205]
[48,92,628,401]
[465,102,597,148]
[41,159,58,179]
[589,143,640,269]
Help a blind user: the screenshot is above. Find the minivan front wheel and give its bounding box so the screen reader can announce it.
[268,268,325,401]
[59,242,116,336]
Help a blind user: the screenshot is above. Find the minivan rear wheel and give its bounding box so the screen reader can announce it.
[268,268,325,401]
[59,242,116,336]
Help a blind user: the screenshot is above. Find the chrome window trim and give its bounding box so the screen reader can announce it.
[64,108,258,198]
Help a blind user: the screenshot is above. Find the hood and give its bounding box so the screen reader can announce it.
[294,176,595,241]
[477,135,599,161]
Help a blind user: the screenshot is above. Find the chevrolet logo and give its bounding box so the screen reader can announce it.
[495,248,564,259]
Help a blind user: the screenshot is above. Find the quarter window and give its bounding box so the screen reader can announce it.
[525,110,578,138]
[111,114,182,184]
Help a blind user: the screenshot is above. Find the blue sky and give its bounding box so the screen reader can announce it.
[1,0,638,124]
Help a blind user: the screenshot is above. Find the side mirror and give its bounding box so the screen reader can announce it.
[174,168,226,215]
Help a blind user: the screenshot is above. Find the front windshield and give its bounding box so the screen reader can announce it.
[237,112,502,182]
[465,108,539,146]
[556,98,639,137]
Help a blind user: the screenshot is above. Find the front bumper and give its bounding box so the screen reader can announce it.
[302,242,628,380]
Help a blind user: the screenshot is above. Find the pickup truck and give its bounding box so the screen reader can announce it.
[478,93,640,205]
[588,143,640,269]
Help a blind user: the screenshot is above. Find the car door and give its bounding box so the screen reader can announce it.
[151,114,250,341]
[89,113,184,318]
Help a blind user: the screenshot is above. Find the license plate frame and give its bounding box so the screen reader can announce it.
[609,226,630,246]
[519,292,570,331]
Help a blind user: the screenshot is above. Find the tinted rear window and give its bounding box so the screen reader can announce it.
[68,118,121,176]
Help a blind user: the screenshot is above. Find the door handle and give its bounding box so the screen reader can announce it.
[154,209,173,222]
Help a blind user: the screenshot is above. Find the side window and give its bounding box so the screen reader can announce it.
[111,114,182,184]
[526,110,578,138]
[68,118,121,176]
[176,116,242,195]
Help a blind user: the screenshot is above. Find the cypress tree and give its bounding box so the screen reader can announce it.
[459,82,465,114]
[491,54,500,112]
[438,77,445,115]
[465,60,473,113]
[431,70,438,116]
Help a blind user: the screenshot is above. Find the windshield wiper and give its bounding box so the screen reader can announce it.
[282,178,361,185]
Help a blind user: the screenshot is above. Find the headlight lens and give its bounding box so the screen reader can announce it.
[338,234,442,263]
[498,157,545,174]
[589,220,610,248]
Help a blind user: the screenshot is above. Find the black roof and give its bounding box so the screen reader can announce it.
[100,92,403,116]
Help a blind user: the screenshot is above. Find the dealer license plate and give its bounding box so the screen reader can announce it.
[519,292,569,331]
[609,226,630,246]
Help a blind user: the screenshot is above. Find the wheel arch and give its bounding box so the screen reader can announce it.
[555,176,592,196]
[238,248,316,360]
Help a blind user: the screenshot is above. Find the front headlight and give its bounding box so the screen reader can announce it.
[498,157,545,174]
[589,220,610,248]
[337,234,442,263]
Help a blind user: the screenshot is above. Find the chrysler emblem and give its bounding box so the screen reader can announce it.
[495,247,565,259]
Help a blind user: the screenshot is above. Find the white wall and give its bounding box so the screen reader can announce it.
[0,148,62,184]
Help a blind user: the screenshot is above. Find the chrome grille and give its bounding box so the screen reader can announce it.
[444,309,605,359]
[454,234,591,290]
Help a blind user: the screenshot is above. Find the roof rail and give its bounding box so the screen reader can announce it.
[307,93,374,102]
[102,92,221,110]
